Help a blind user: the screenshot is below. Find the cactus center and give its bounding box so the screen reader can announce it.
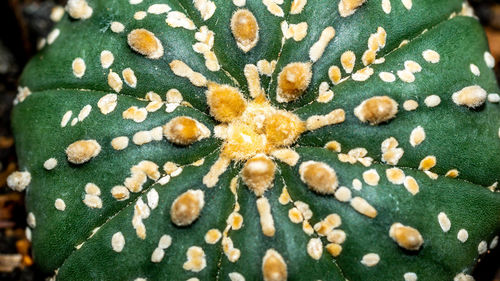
[207,83,305,161]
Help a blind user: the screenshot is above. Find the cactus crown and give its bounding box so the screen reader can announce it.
[10,0,500,280]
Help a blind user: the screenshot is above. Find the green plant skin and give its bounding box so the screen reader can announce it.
[11,0,500,280]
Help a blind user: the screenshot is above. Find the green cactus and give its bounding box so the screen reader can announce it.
[8,0,500,280]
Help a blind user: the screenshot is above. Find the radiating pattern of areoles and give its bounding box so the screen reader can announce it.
[11,0,500,280]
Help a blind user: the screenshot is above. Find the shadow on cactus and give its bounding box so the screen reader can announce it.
[7,0,500,280]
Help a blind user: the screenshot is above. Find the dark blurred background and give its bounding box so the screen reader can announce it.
[0,0,499,280]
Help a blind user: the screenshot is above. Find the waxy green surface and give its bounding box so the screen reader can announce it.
[11,0,500,280]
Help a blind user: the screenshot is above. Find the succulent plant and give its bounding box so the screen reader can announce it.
[8,0,500,280]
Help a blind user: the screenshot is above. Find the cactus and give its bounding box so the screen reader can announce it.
[9,0,500,280]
